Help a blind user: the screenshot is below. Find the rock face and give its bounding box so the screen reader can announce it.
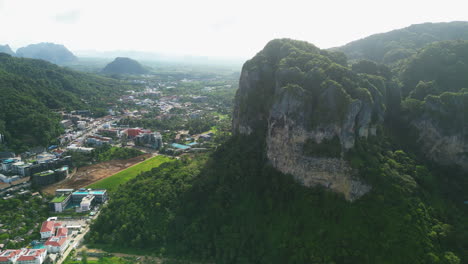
[0,44,15,56]
[233,39,386,200]
[409,91,468,171]
[16,42,77,64]
[101,57,148,75]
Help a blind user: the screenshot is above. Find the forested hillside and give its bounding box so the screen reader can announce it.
[337,21,468,64]
[88,36,467,264]
[101,57,148,75]
[0,53,129,151]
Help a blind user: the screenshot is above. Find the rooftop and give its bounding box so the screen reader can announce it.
[51,195,67,203]
[45,236,67,247]
[35,170,54,177]
[17,249,46,261]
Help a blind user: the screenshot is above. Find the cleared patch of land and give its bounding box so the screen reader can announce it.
[88,155,173,192]
[41,154,151,195]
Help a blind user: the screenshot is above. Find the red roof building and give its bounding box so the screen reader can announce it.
[0,249,26,263]
[40,221,55,233]
[17,248,46,264]
[40,221,62,239]
[125,128,142,138]
[45,236,69,254]
[56,227,68,237]
[45,236,67,247]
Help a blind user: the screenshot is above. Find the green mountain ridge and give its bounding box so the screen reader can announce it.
[0,53,129,151]
[88,24,467,264]
[336,21,468,64]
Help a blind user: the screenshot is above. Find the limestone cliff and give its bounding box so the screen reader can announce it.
[233,39,386,200]
[407,91,468,171]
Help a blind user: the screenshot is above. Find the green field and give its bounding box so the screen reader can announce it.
[88,155,173,192]
[64,256,135,264]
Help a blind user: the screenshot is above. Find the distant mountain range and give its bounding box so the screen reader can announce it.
[0,42,77,65]
[16,42,77,65]
[0,44,15,56]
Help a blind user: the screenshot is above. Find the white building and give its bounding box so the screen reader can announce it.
[77,121,87,130]
[0,249,27,263]
[80,195,94,211]
[44,236,68,254]
[16,249,47,264]
[40,221,61,239]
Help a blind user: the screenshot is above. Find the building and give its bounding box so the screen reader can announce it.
[45,236,68,254]
[55,189,74,196]
[0,152,14,162]
[56,227,68,237]
[60,120,73,129]
[54,166,69,180]
[36,153,55,163]
[134,132,163,149]
[66,146,94,153]
[16,249,47,264]
[97,129,120,138]
[71,189,107,204]
[86,135,112,146]
[40,221,61,239]
[77,121,87,130]
[1,159,18,172]
[0,174,20,184]
[49,194,71,213]
[32,165,69,186]
[0,249,27,263]
[80,195,94,211]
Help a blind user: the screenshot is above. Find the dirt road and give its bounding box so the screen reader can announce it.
[41,154,151,195]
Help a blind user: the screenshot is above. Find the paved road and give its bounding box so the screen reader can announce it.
[56,210,102,264]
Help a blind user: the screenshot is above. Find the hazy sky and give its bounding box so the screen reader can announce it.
[1,0,467,59]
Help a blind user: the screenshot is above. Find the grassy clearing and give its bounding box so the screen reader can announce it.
[88,155,173,192]
[64,256,134,264]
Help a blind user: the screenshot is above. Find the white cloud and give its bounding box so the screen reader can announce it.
[54,9,81,24]
[0,0,467,58]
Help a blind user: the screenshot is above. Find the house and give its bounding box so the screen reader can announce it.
[0,249,27,263]
[40,221,61,239]
[44,236,68,254]
[16,249,47,264]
